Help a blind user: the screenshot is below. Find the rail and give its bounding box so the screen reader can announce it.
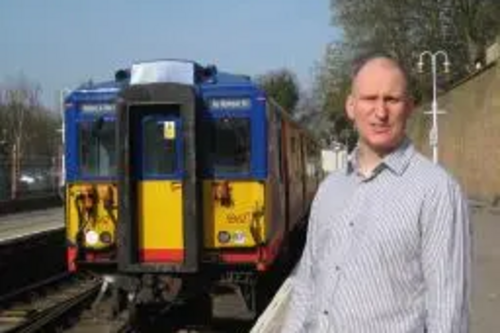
[0,274,98,332]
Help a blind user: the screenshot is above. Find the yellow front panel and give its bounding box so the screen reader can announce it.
[65,183,118,250]
[203,181,265,248]
[138,180,184,261]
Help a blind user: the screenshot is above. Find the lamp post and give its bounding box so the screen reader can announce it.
[417,50,450,164]
[57,88,71,200]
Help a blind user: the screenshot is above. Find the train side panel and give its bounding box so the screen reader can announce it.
[282,122,306,232]
[303,140,322,205]
[264,105,287,267]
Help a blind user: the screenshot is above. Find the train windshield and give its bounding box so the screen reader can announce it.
[78,118,116,177]
[207,117,251,174]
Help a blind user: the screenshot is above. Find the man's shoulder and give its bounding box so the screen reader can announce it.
[318,168,349,191]
[409,150,463,192]
[310,168,351,209]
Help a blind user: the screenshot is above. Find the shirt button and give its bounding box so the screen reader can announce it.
[323,310,329,315]
[349,222,354,227]
[335,266,340,271]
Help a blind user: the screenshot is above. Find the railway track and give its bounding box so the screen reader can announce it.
[0,250,296,333]
[0,271,255,333]
[0,273,130,333]
[0,255,294,332]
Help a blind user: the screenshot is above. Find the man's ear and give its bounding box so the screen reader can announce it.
[346,94,355,121]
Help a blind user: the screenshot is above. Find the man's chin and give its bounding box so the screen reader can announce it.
[366,138,401,155]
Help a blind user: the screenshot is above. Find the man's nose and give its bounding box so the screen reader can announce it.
[374,100,389,119]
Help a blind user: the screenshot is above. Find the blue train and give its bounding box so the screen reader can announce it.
[63,59,324,320]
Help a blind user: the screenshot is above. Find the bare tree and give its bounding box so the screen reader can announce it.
[0,76,59,197]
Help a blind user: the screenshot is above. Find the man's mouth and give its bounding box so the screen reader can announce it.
[371,124,390,133]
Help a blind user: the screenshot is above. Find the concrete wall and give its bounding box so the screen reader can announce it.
[409,62,500,202]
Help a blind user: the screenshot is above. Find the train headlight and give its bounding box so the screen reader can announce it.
[100,231,113,244]
[218,231,231,244]
[85,230,99,246]
[233,231,246,244]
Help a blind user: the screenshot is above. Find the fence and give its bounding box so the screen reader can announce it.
[0,153,62,201]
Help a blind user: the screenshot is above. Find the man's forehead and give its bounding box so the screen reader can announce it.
[352,58,408,95]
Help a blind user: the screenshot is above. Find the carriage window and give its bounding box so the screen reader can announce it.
[79,119,116,177]
[209,117,251,174]
[142,119,178,175]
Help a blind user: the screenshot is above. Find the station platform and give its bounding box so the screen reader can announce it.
[0,207,67,300]
[250,276,291,333]
[0,208,63,244]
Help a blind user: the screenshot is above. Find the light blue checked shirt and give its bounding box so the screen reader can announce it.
[281,138,471,333]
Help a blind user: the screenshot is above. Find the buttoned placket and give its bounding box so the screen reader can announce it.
[319,173,371,331]
[320,167,388,333]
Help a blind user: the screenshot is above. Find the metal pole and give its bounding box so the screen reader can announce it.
[431,55,438,164]
[58,89,69,198]
[418,50,450,165]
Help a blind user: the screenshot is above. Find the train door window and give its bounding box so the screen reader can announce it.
[78,118,116,177]
[142,117,178,176]
[208,117,251,174]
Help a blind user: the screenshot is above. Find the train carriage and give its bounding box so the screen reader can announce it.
[64,59,323,319]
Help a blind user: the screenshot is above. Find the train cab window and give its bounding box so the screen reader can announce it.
[79,119,116,177]
[208,117,251,174]
[142,119,177,175]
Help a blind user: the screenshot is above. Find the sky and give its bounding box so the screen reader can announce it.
[0,1,338,109]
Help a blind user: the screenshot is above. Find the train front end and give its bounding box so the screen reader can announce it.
[116,60,284,317]
[64,81,122,272]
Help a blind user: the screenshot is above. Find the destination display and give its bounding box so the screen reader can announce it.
[208,97,251,110]
[79,103,115,114]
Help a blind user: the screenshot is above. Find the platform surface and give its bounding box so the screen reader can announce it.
[0,208,64,244]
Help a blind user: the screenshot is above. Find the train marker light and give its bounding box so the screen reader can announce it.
[218,231,231,244]
[85,230,99,246]
[100,231,113,244]
[233,231,246,245]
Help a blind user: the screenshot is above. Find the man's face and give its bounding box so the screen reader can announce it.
[346,58,413,155]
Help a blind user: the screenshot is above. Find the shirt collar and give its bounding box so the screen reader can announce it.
[346,136,415,177]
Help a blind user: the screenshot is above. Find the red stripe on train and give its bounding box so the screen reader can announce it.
[67,246,77,272]
[139,249,185,262]
[220,232,284,271]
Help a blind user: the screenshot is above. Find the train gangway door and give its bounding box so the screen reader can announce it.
[136,112,185,264]
[250,277,293,333]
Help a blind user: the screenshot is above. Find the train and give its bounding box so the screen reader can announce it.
[63,59,324,320]
[64,78,124,271]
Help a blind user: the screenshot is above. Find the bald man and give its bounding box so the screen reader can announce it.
[281,54,471,333]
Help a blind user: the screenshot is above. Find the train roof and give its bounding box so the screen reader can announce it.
[65,79,124,104]
[64,60,320,146]
[76,80,122,91]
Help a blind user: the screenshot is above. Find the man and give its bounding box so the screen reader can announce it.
[281,54,471,332]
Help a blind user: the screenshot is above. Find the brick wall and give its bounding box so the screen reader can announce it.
[409,62,500,202]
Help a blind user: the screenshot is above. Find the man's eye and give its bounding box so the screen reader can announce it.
[386,97,400,103]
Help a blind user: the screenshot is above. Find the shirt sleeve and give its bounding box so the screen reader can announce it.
[280,194,320,333]
[421,177,472,333]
